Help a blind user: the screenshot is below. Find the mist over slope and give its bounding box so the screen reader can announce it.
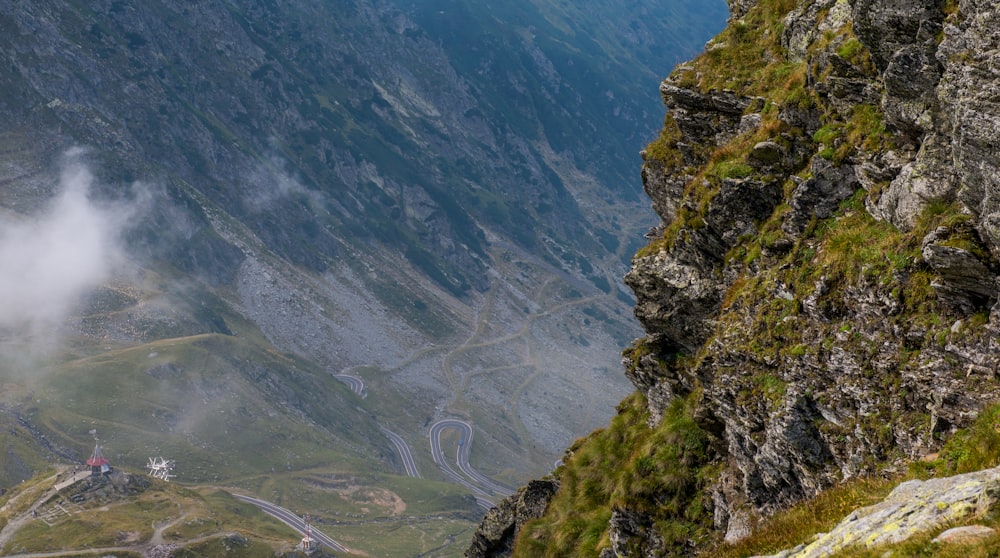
[0,149,128,335]
[0,1,727,553]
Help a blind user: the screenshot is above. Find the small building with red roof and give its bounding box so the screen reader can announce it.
[86,440,111,475]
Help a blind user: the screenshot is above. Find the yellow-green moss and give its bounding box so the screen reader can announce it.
[684,0,800,95]
[514,392,716,557]
[645,113,685,169]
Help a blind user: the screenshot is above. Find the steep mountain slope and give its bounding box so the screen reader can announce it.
[469,0,1000,556]
[0,0,728,554]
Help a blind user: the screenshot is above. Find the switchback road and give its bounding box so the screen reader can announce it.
[234,494,349,553]
[429,419,513,509]
[332,374,365,397]
[380,426,421,478]
[334,375,510,510]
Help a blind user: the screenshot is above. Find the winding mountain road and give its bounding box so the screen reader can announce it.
[332,374,365,397]
[334,369,513,510]
[233,494,349,553]
[429,419,513,509]
[380,426,421,478]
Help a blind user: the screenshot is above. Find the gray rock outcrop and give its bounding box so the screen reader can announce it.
[624,0,1000,537]
[470,0,1000,555]
[465,478,559,558]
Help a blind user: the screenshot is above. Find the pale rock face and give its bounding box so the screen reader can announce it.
[877,135,958,230]
[936,0,1000,253]
[932,525,998,545]
[727,0,760,20]
[757,466,1000,557]
[871,0,1000,245]
[783,0,849,63]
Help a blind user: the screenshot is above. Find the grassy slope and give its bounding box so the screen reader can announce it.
[0,465,479,556]
[514,392,716,557]
[0,276,486,556]
[0,476,293,555]
[17,332,385,483]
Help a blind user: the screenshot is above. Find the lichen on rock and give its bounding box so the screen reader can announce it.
[755,465,1000,557]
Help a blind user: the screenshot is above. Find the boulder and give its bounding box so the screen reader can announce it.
[758,466,1000,557]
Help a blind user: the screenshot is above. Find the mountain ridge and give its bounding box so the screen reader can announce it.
[0,1,728,555]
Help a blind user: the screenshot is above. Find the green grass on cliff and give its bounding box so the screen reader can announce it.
[712,476,895,558]
[691,0,800,93]
[513,392,715,557]
[718,194,982,371]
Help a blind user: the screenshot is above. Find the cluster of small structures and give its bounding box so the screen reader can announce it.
[146,456,175,481]
[17,432,327,556]
[84,432,175,482]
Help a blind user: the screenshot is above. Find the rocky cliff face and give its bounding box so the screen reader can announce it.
[470,0,1000,555]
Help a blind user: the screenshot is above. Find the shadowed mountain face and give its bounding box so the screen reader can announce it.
[0,0,726,536]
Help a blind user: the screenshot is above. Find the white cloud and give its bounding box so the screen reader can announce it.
[245,154,324,213]
[0,149,135,337]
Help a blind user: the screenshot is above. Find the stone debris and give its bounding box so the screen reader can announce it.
[931,525,997,544]
[144,544,179,558]
[932,525,997,545]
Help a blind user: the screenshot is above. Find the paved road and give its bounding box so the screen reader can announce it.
[380,426,421,478]
[429,419,513,509]
[332,373,506,511]
[234,494,349,553]
[452,425,513,497]
[332,374,365,397]
[333,373,497,510]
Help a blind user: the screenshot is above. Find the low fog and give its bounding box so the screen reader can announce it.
[0,149,136,340]
[245,154,324,214]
